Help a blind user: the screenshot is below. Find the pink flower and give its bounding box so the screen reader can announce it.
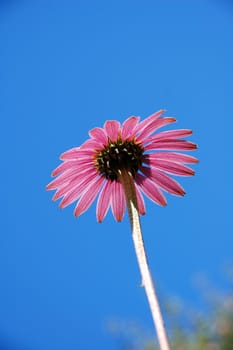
[46,110,198,222]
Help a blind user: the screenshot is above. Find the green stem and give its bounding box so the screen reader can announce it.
[119,169,171,350]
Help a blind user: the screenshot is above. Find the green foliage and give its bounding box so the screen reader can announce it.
[107,271,233,349]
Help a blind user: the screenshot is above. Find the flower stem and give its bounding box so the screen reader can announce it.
[119,169,171,350]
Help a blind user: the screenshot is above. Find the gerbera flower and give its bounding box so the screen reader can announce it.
[46,109,198,350]
[46,110,198,222]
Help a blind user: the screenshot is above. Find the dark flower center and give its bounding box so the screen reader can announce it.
[95,139,144,181]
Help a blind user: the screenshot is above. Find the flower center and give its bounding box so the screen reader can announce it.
[95,139,144,181]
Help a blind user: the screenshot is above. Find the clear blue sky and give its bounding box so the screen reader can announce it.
[1,0,233,349]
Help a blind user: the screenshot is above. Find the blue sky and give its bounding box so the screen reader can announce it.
[1,0,233,349]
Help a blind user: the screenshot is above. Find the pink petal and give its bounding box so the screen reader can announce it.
[111,181,126,222]
[59,171,99,208]
[135,110,165,133]
[104,120,120,142]
[135,173,167,206]
[47,165,96,190]
[76,150,96,157]
[96,180,112,222]
[60,148,94,160]
[147,129,192,142]
[74,176,104,217]
[88,127,108,145]
[121,116,140,140]
[135,185,146,215]
[144,152,198,164]
[137,117,176,143]
[52,180,76,201]
[47,170,75,190]
[52,166,96,200]
[145,158,195,176]
[145,140,197,151]
[60,147,80,160]
[141,166,185,196]
[51,161,75,178]
[80,139,102,150]
[52,159,93,177]
[52,176,83,201]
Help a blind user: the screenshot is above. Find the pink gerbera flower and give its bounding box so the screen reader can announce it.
[46,109,198,350]
[46,110,198,222]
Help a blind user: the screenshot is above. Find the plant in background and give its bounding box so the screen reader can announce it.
[46,110,198,350]
[107,271,233,350]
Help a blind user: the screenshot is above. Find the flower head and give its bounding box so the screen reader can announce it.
[46,110,198,222]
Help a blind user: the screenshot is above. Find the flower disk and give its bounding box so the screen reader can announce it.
[46,110,198,222]
[95,139,144,181]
